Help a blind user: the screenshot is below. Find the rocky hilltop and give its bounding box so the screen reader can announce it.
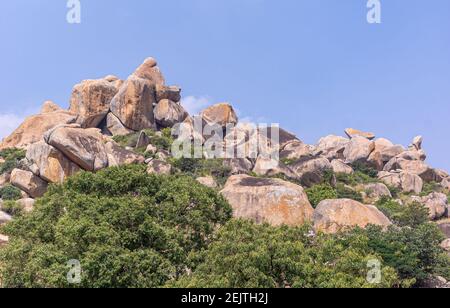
[0,58,449,287]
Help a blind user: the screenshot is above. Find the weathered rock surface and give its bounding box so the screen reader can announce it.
[378,171,423,194]
[105,113,134,136]
[26,141,81,183]
[290,157,332,187]
[331,159,354,174]
[315,135,349,160]
[221,175,314,226]
[69,78,118,128]
[10,169,48,198]
[252,156,296,178]
[201,103,238,129]
[313,199,391,234]
[364,183,392,200]
[154,99,189,128]
[131,57,165,86]
[420,192,448,220]
[146,159,172,175]
[345,128,375,140]
[343,136,375,164]
[110,76,156,131]
[280,140,313,161]
[40,101,63,113]
[442,178,450,190]
[155,85,181,103]
[45,126,109,172]
[0,110,78,150]
[384,158,436,182]
[196,176,218,188]
[105,142,144,167]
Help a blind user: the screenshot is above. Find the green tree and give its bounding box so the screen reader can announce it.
[305,184,337,208]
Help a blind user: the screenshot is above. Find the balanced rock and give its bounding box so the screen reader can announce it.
[290,157,332,187]
[69,78,118,128]
[156,85,181,103]
[313,199,391,234]
[201,103,238,129]
[26,141,81,183]
[0,109,78,150]
[154,99,189,128]
[345,128,375,140]
[10,169,48,198]
[343,136,375,164]
[221,175,314,226]
[110,76,156,131]
[45,126,108,172]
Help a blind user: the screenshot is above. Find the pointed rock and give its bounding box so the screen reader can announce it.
[132,57,165,86]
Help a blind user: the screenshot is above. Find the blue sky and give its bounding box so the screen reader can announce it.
[1,0,449,170]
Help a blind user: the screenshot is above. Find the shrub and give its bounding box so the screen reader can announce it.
[351,162,378,178]
[0,200,23,216]
[0,165,232,288]
[336,183,363,202]
[169,220,401,288]
[0,148,26,175]
[0,185,22,201]
[305,184,337,208]
[420,182,443,197]
[375,197,428,227]
[171,158,231,187]
[335,171,377,186]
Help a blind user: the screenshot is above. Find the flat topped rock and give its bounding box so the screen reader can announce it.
[345,128,375,140]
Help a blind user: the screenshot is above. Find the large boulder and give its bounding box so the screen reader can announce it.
[345,128,375,140]
[363,183,392,200]
[384,158,437,182]
[110,76,156,131]
[280,140,313,161]
[368,144,405,170]
[0,108,78,150]
[131,57,165,86]
[313,199,391,234]
[290,157,332,187]
[45,126,109,172]
[155,85,181,103]
[314,135,349,160]
[196,176,218,189]
[221,175,314,226]
[104,142,145,167]
[343,136,375,164]
[146,159,172,175]
[378,171,423,194]
[201,103,238,129]
[331,159,354,174]
[252,156,296,178]
[69,78,118,128]
[10,169,48,198]
[105,113,135,136]
[420,192,448,220]
[26,141,81,183]
[154,99,189,128]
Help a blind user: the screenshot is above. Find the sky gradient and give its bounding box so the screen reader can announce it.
[1,0,449,170]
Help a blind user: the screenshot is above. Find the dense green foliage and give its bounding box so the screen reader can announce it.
[305,184,337,208]
[112,128,174,153]
[375,197,429,227]
[0,184,22,201]
[0,148,26,175]
[0,165,232,288]
[0,200,24,216]
[336,183,363,202]
[170,158,231,187]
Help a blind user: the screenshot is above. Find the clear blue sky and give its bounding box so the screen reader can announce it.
[1,0,449,171]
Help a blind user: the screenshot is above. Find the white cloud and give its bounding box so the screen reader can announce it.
[0,114,25,140]
[181,96,211,115]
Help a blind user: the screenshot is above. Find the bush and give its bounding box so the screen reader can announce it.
[351,162,378,178]
[169,220,401,288]
[336,183,363,202]
[171,158,231,187]
[420,182,443,197]
[0,185,22,201]
[0,165,232,288]
[0,200,23,216]
[335,171,377,186]
[375,197,429,227]
[305,184,337,208]
[0,148,26,175]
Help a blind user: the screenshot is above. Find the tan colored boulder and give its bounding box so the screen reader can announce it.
[10,169,48,198]
[0,234,8,246]
[315,135,349,160]
[223,158,254,175]
[196,176,218,188]
[105,142,144,167]
[397,150,427,161]
[156,85,181,103]
[110,76,156,131]
[384,158,436,182]
[40,101,63,113]
[154,99,189,128]
[345,128,375,140]
[0,211,12,225]
[0,110,78,150]
[331,159,354,174]
[105,113,135,136]
[221,175,314,226]
[290,157,332,187]
[368,145,405,170]
[378,171,423,194]
[280,140,313,161]
[201,103,238,129]
[252,156,296,178]
[45,126,108,172]
[364,183,392,200]
[146,159,172,175]
[420,192,448,220]
[26,141,81,183]
[313,199,391,234]
[69,78,119,128]
[131,57,165,86]
[343,136,375,164]
[16,198,35,213]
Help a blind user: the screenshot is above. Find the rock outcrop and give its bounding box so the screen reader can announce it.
[313,199,391,234]
[221,175,314,226]
[10,169,48,198]
[201,103,238,129]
